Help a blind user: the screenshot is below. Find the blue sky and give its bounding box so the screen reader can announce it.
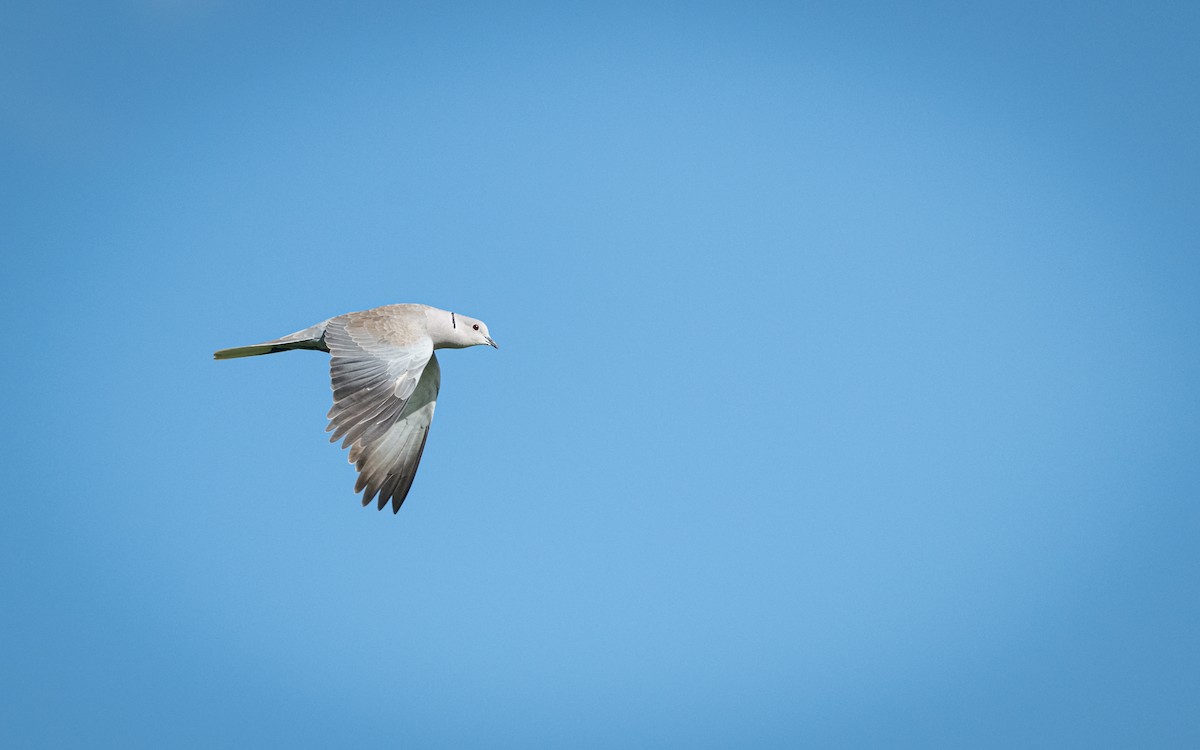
[3,1,1198,747]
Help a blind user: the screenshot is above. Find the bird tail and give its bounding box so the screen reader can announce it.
[213,321,330,360]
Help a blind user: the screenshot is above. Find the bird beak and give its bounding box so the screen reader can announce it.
[485,337,499,349]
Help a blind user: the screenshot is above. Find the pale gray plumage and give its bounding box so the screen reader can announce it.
[214,303,497,513]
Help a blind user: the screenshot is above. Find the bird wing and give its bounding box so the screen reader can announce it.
[323,311,440,512]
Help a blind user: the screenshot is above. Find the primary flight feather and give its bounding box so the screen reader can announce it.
[214,303,498,513]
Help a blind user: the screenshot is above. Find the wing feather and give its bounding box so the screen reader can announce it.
[323,310,440,512]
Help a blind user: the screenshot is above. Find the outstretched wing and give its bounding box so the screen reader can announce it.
[349,355,439,513]
[324,311,439,512]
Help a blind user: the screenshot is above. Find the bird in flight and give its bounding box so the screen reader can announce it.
[214,303,498,513]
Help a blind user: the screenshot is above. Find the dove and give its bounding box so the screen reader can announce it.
[214,304,497,513]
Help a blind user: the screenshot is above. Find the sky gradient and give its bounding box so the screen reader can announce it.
[3,2,1199,747]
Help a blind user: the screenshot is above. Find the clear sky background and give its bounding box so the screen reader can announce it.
[3,1,1198,747]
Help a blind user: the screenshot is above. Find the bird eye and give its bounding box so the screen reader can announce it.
[472,324,479,330]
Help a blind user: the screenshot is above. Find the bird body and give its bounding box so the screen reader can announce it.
[215,304,497,513]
